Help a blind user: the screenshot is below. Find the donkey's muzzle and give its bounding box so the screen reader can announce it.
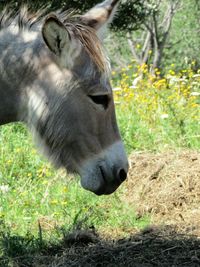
[80,141,129,195]
[94,166,128,196]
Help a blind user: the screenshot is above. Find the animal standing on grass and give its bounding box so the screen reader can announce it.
[0,0,128,195]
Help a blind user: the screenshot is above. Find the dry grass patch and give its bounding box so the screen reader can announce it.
[124,149,200,234]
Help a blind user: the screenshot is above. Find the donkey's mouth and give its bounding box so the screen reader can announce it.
[94,165,121,195]
[80,141,129,195]
[81,164,123,196]
[94,183,120,196]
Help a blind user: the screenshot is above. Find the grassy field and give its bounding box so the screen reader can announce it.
[0,63,199,265]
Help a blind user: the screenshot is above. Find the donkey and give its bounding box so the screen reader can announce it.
[0,0,129,195]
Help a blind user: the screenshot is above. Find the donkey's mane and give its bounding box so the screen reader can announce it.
[0,7,109,73]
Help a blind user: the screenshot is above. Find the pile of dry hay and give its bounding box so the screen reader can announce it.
[124,149,200,235]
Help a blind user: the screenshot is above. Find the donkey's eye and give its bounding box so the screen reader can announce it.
[88,95,110,110]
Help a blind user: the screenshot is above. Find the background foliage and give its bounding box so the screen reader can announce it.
[109,0,200,71]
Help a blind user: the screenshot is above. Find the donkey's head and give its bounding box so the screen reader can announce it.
[32,0,128,195]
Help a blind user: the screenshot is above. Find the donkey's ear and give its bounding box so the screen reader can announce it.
[42,15,69,56]
[81,0,119,36]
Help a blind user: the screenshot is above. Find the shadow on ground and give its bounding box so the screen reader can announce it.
[1,225,200,267]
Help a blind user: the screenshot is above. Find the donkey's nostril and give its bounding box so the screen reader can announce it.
[118,168,127,182]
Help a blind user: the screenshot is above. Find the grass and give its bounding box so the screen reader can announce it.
[116,104,200,153]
